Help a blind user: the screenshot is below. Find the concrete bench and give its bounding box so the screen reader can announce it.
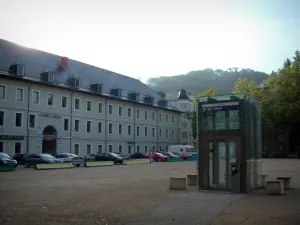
[261,173,268,187]
[277,176,292,189]
[169,177,187,190]
[186,174,197,186]
[266,180,284,195]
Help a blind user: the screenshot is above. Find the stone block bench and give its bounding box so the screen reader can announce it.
[277,176,292,189]
[169,177,187,190]
[266,180,284,195]
[261,173,268,187]
[186,174,197,186]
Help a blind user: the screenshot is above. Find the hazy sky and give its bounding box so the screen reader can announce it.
[0,0,299,82]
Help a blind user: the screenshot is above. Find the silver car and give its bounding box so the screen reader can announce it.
[55,153,85,167]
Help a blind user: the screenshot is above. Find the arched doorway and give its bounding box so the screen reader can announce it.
[42,125,57,155]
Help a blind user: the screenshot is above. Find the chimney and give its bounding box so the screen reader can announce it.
[60,57,68,70]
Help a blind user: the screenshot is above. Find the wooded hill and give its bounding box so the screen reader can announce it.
[147,68,269,95]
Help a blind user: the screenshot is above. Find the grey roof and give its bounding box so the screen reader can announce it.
[177,89,190,100]
[0,39,165,102]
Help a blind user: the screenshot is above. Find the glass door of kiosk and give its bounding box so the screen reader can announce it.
[209,140,237,190]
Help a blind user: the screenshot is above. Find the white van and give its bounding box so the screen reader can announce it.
[168,145,195,156]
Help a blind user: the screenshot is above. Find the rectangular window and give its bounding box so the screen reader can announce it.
[74,144,79,155]
[98,122,102,133]
[0,85,5,99]
[145,111,148,120]
[183,132,189,138]
[136,146,140,153]
[32,91,39,104]
[144,127,147,136]
[15,113,22,127]
[109,123,113,134]
[75,119,79,132]
[109,145,113,152]
[29,114,35,128]
[118,145,123,153]
[118,124,122,135]
[47,93,54,106]
[98,144,103,153]
[159,129,162,137]
[166,129,169,138]
[87,144,91,154]
[14,142,21,154]
[128,125,131,135]
[144,146,148,153]
[0,142,3,152]
[16,88,23,102]
[166,115,169,122]
[172,115,175,123]
[118,106,122,116]
[64,118,69,131]
[128,145,132,154]
[152,128,155,137]
[128,108,132,117]
[86,121,91,133]
[98,102,103,113]
[152,145,155,152]
[0,111,4,126]
[172,130,175,138]
[75,98,80,110]
[152,112,155,120]
[87,100,91,111]
[137,126,140,136]
[136,109,139,118]
[159,114,162,121]
[109,105,112,114]
[61,96,68,108]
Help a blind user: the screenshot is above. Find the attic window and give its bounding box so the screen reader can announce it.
[128,92,139,101]
[158,100,168,107]
[90,83,102,93]
[8,63,25,76]
[110,88,122,97]
[144,96,155,104]
[67,76,80,88]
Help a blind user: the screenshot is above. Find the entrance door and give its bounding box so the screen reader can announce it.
[208,139,238,190]
[42,126,57,155]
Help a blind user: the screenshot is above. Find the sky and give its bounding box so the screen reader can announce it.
[0,0,299,82]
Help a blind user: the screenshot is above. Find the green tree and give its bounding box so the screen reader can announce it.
[186,88,217,140]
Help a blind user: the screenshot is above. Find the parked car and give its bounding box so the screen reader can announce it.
[13,153,28,165]
[86,153,97,161]
[172,152,188,160]
[113,152,130,160]
[55,153,84,167]
[152,152,168,162]
[24,154,63,168]
[0,153,18,168]
[130,152,149,159]
[95,153,124,164]
[162,152,180,158]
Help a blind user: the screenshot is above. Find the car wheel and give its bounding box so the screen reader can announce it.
[157,158,161,162]
[15,164,18,168]
[113,161,117,165]
[120,161,123,165]
[76,164,80,167]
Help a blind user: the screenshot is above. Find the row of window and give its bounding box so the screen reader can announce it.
[0,111,176,138]
[0,85,175,123]
[0,141,166,155]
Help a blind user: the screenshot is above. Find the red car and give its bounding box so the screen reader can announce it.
[172,152,188,160]
[152,152,168,162]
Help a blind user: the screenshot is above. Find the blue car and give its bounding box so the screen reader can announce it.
[25,154,63,168]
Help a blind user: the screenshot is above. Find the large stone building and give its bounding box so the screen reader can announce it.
[0,39,190,156]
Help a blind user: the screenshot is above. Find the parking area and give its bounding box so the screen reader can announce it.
[0,161,196,225]
[1,159,300,225]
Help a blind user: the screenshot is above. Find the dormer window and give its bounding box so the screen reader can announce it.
[90,83,102,93]
[128,92,140,101]
[110,88,122,97]
[144,96,155,104]
[67,76,80,88]
[158,100,168,107]
[40,71,55,83]
[8,63,25,76]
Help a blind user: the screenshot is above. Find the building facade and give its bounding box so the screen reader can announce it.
[0,39,185,156]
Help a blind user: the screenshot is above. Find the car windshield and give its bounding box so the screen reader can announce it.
[110,153,120,157]
[0,153,11,159]
[40,154,55,159]
[156,153,164,157]
[172,152,179,155]
[70,154,78,157]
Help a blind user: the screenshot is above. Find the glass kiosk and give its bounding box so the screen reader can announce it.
[197,94,262,193]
